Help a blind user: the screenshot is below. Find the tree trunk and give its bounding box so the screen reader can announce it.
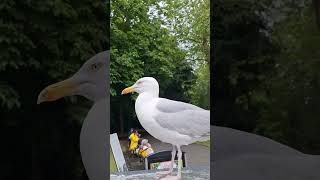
[119,102,124,136]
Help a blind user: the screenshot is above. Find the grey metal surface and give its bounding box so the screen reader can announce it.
[111,166,209,180]
[211,125,320,180]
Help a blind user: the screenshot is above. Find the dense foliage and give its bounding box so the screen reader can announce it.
[255,6,320,154]
[214,0,320,154]
[1,1,108,179]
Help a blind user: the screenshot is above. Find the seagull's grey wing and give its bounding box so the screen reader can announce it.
[156,98,205,113]
[154,98,210,139]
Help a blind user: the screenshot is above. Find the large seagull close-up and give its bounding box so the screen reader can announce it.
[37,51,109,180]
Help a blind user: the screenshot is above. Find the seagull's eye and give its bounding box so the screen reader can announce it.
[91,63,102,72]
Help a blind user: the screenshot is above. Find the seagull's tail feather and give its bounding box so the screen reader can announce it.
[191,130,210,143]
[196,134,210,142]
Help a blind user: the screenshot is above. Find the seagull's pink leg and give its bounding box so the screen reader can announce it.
[157,145,182,180]
[176,145,182,179]
[169,145,176,174]
[156,145,176,178]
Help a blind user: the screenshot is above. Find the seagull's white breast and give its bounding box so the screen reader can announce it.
[135,94,191,145]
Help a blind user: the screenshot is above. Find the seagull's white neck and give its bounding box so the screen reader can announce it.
[137,91,158,101]
[135,92,158,112]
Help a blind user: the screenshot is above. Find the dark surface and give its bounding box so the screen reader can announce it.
[211,125,320,180]
[212,125,302,160]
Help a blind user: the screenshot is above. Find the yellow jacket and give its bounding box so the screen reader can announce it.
[139,146,154,158]
[129,133,139,151]
[139,148,147,158]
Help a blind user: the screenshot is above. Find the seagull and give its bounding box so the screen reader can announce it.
[37,51,109,180]
[122,77,210,179]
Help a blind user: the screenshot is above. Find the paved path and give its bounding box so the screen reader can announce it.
[119,134,210,171]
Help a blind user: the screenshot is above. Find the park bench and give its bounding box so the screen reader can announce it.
[145,150,187,170]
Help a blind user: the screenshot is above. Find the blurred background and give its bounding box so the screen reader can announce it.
[213,0,320,155]
[1,1,109,180]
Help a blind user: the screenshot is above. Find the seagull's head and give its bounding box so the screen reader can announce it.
[37,51,109,104]
[121,77,159,96]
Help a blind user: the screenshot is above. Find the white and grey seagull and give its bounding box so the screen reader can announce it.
[37,51,109,180]
[122,77,210,179]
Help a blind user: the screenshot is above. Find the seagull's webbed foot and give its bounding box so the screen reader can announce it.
[156,170,171,179]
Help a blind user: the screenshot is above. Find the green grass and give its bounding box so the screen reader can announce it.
[195,140,210,148]
[110,149,117,174]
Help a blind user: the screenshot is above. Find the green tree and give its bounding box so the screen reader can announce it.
[110,0,194,134]
[254,5,320,154]
[151,0,210,109]
[188,63,210,109]
[0,1,109,179]
[214,0,320,154]
[213,0,276,130]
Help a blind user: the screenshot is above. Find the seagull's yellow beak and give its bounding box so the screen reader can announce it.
[37,78,77,104]
[121,86,135,95]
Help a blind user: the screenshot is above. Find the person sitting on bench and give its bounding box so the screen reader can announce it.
[137,139,148,157]
[129,130,139,154]
[140,143,154,159]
